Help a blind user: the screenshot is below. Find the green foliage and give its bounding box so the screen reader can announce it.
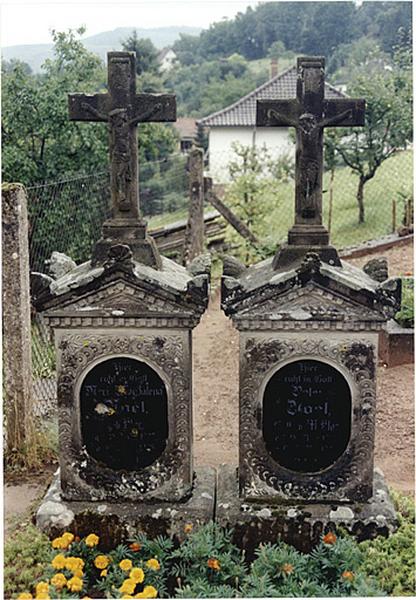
[4,524,52,598]
[2,28,108,185]
[171,522,246,596]
[8,504,415,599]
[324,45,412,223]
[164,57,268,118]
[360,491,415,596]
[121,30,160,76]
[223,143,294,263]
[395,277,414,329]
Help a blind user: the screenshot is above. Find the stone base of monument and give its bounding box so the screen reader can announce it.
[216,465,397,558]
[36,467,216,549]
[272,243,342,270]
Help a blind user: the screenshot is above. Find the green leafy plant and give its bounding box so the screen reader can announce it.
[395,277,414,328]
[360,491,415,596]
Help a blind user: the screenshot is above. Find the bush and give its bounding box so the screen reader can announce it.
[360,491,415,596]
[395,277,414,328]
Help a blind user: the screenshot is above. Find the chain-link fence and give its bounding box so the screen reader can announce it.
[28,147,413,416]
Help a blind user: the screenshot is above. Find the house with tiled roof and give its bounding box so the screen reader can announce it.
[197,65,346,183]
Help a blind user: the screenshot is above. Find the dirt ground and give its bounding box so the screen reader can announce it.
[193,241,415,494]
[4,241,414,535]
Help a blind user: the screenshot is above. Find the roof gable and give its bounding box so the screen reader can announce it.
[198,65,345,128]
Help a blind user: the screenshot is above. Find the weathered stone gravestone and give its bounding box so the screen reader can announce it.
[218,57,400,554]
[35,52,213,541]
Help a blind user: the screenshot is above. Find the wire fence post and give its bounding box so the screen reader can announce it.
[182,147,205,265]
[392,198,396,233]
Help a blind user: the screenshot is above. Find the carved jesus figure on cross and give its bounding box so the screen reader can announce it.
[68,52,176,221]
[257,56,365,252]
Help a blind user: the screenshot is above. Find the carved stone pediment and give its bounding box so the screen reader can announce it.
[45,280,189,318]
[235,284,384,324]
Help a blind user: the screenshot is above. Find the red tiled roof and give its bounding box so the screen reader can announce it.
[174,117,197,138]
[198,65,346,127]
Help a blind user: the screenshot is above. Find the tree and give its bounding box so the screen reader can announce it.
[2,28,108,184]
[325,46,412,223]
[121,30,160,75]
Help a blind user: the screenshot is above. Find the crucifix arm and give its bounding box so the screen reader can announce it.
[266,109,298,128]
[129,102,163,126]
[80,101,108,121]
[320,108,353,128]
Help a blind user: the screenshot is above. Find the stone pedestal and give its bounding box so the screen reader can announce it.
[221,251,401,550]
[37,467,215,548]
[216,465,397,558]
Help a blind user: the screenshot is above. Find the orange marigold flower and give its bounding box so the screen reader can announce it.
[120,559,133,572]
[146,558,160,571]
[51,573,67,590]
[323,531,337,545]
[207,558,221,571]
[342,570,355,582]
[94,554,110,570]
[282,563,294,575]
[85,533,99,547]
[184,523,193,534]
[129,542,141,552]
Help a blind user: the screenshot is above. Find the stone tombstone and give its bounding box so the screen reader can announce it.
[35,52,213,535]
[218,57,400,552]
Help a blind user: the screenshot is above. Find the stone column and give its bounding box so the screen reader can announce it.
[183,148,205,264]
[2,183,34,455]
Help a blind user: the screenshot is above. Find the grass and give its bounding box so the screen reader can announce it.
[147,206,189,229]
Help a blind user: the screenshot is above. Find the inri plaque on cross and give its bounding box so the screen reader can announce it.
[257,56,365,269]
[69,51,176,268]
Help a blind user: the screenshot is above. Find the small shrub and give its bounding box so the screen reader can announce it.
[360,491,415,596]
[395,277,414,328]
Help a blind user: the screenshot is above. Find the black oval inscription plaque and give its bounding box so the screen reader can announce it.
[80,357,168,471]
[263,359,351,472]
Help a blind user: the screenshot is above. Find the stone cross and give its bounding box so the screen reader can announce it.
[257,56,365,248]
[69,51,176,222]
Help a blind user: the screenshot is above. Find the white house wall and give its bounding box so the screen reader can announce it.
[207,126,295,183]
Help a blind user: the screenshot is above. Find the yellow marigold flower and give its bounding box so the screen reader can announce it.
[35,594,50,600]
[73,568,84,578]
[282,563,294,575]
[94,554,110,569]
[140,585,158,598]
[51,537,63,549]
[85,533,99,547]
[51,553,66,570]
[120,579,136,595]
[65,556,85,573]
[184,523,193,534]
[130,567,145,583]
[119,559,133,571]
[323,531,337,545]
[146,558,160,571]
[342,570,355,582]
[67,576,83,592]
[122,596,134,599]
[35,582,49,595]
[17,594,33,599]
[100,569,108,577]
[207,558,220,571]
[51,573,67,590]
[62,531,74,543]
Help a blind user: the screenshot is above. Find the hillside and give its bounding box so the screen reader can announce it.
[2,26,202,72]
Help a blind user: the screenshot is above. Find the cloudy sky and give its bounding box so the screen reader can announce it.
[1,0,259,47]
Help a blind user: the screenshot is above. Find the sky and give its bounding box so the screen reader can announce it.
[1,0,259,47]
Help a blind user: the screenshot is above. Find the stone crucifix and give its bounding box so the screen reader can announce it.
[68,51,176,268]
[257,56,365,267]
